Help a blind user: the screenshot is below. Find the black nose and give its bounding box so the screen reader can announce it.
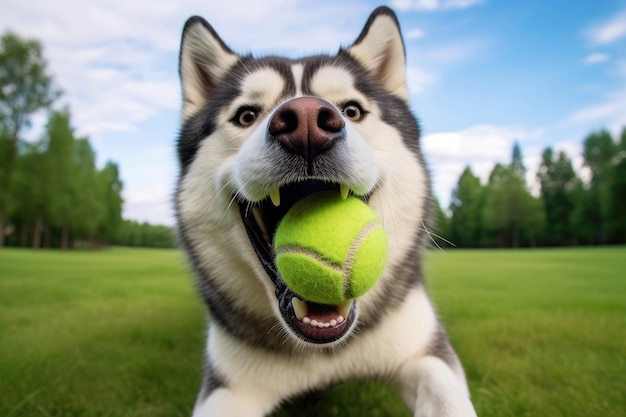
[268,97,345,162]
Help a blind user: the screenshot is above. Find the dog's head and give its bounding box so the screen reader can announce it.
[176,7,431,350]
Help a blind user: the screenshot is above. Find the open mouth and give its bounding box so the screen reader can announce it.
[239,180,360,344]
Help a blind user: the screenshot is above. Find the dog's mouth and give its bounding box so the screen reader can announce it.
[239,180,360,344]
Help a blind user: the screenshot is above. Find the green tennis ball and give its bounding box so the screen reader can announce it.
[274,191,388,305]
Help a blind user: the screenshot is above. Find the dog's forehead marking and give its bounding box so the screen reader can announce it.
[309,66,358,102]
[240,68,286,102]
[292,63,304,97]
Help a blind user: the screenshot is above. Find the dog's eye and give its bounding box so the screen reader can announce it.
[233,108,258,127]
[342,103,365,122]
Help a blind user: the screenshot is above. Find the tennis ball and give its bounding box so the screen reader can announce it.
[274,191,388,305]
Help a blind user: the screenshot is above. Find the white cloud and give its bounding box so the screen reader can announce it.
[587,9,626,44]
[120,154,177,226]
[442,0,484,10]
[123,196,175,226]
[405,28,426,39]
[407,66,438,96]
[424,124,536,207]
[584,53,609,64]
[420,39,486,64]
[423,124,527,160]
[392,0,437,11]
[391,0,483,12]
[566,88,626,135]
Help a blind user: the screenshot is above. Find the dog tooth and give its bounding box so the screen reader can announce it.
[270,187,280,206]
[292,298,307,321]
[310,319,319,327]
[338,299,352,318]
[330,319,337,327]
[340,184,349,200]
[336,315,344,324]
[303,317,311,325]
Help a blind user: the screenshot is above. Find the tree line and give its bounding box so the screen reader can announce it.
[435,128,626,248]
[0,32,174,249]
[3,32,624,251]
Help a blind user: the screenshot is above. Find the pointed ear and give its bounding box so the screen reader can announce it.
[347,7,408,101]
[179,17,239,118]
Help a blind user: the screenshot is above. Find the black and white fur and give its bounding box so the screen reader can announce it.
[175,6,476,417]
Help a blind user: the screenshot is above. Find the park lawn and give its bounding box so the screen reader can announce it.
[0,247,205,417]
[1,246,625,416]
[424,247,626,417]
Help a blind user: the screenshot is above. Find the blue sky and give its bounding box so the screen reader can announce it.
[2,0,625,225]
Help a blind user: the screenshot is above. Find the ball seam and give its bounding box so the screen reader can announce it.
[341,221,382,300]
[275,246,342,272]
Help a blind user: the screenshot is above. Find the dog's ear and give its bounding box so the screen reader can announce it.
[179,17,239,118]
[347,7,408,101]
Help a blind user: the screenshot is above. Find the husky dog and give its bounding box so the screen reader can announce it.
[175,6,476,417]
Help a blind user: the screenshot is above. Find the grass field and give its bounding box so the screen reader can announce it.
[1,246,624,416]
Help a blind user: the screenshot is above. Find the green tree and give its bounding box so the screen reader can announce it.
[0,32,59,246]
[537,147,577,245]
[72,138,104,245]
[511,141,526,179]
[582,129,617,243]
[483,146,545,248]
[432,197,452,249]
[449,166,484,247]
[569,179,597,245]
[8,140,49,247]
[113,220,174,248]
[483,164,519,247]
[45,110,77,249]
[97,161,123,244]
[607,127,626,242]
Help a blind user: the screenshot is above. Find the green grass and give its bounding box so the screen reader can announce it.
[0,248,205,417]
[1,247,625,416]
[425,248,626,416]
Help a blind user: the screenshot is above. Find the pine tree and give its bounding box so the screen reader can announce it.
[537,147,577,245]
[482,143,545,247]
[582,130,617,243]
[449,166,484,247]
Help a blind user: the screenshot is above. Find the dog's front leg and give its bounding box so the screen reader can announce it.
[398,356,477,417]
[192,387,278,417]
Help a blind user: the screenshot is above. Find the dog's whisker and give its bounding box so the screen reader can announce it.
[421,218,444,252]
[417,221,456,252]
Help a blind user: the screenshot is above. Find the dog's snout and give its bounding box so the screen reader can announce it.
[268,97,345,162]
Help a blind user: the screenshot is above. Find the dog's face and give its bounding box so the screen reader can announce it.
[176,8,431,350]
